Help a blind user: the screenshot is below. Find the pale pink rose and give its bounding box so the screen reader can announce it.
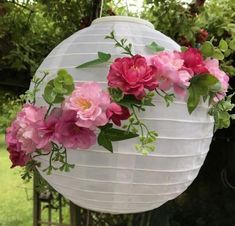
[63,82,110,129]
[5,104,49,167]
[15,104,48,153]
[107,55,158,99]
[204,58,229,93]
[148,51,192,96]
[54,110,96,149]
[106,103,130,126]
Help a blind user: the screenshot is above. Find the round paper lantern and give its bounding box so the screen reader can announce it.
[34,16,214,214]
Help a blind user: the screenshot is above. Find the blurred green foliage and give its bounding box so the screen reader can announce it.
[0,90,22,133]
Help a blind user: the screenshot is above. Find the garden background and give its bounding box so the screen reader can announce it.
[0,0,235,225]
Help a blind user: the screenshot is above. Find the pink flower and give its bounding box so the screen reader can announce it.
[63,82,110,129]
[106,103,130,126]
[107,55,158,99]
[180,48,208,74]
[6,126,30,168]
[148,51,192,97]
[5,104,49,167]
[37,108,61,148]
[54,110,96,149]
[204,58,229,95]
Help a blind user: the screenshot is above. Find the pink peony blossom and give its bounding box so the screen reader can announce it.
[106,103,130,126]
[107,55,158,99]
[54,110,96,149]
[180,48,208,74]
[63,82,110,129]
[5,104,49,167]
[204,58,229,95]
[148,51,192,97]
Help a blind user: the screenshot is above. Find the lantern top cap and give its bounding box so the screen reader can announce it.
[92,16,154,29]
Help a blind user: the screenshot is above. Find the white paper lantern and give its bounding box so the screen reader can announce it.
[34,16,214,214]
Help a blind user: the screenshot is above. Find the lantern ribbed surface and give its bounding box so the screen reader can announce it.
[34,16,214,214]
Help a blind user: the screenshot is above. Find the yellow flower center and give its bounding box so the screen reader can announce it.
[75,98,92,110]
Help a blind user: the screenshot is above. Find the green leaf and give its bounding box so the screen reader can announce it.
[229,38,235,50]
[200,41,214,57]
[230,114,235,120]
[106,128,139,141]
[213,48,224,60]
[224,49,232,57]
[187,74,221,114]
[108,88,124,102]
[118,95,142,107]
[146,42,165,52]
[219,39,228,52]
[141,98,155,106]
[187,85,200,114]
[97,132,113,152]
[76,52,111,68]
[57,69,73,84]
[43,80,57,104]
[181,46,188,52]
[53,70,74,95]
[53,95,65,104]
[98,51,111,61]
[221,65,235,75]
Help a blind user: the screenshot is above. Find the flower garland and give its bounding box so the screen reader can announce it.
[5,31,234,179]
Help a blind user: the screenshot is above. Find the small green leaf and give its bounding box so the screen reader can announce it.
[222,65,235,75]
[219,39,228,52]
[98,51,112,61]
[76,52,111,68]
[230,114,235,120]
[229,38,235,50]
[146,42,165,52]
[181,46,188,52]
[224,49,232,57]
[200,41,214,57]
[213,48,224,60]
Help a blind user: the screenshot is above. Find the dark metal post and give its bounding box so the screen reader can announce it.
[33,172,41,226]
[70,201,81,226]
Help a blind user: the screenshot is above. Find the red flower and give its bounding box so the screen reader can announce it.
[180,48,208,75]
[107,55,157,99]
[106,103,130,126]
[196,28,209,44]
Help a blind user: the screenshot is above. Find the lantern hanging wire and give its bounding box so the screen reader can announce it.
[99,0,104,17]
[99,0,130,18]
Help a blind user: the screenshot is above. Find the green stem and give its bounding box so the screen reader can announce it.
[155,89,165,98]
[44,104,53,119]
[113,36,134,56]
[32,72,48,104]
[131,105,144,138]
